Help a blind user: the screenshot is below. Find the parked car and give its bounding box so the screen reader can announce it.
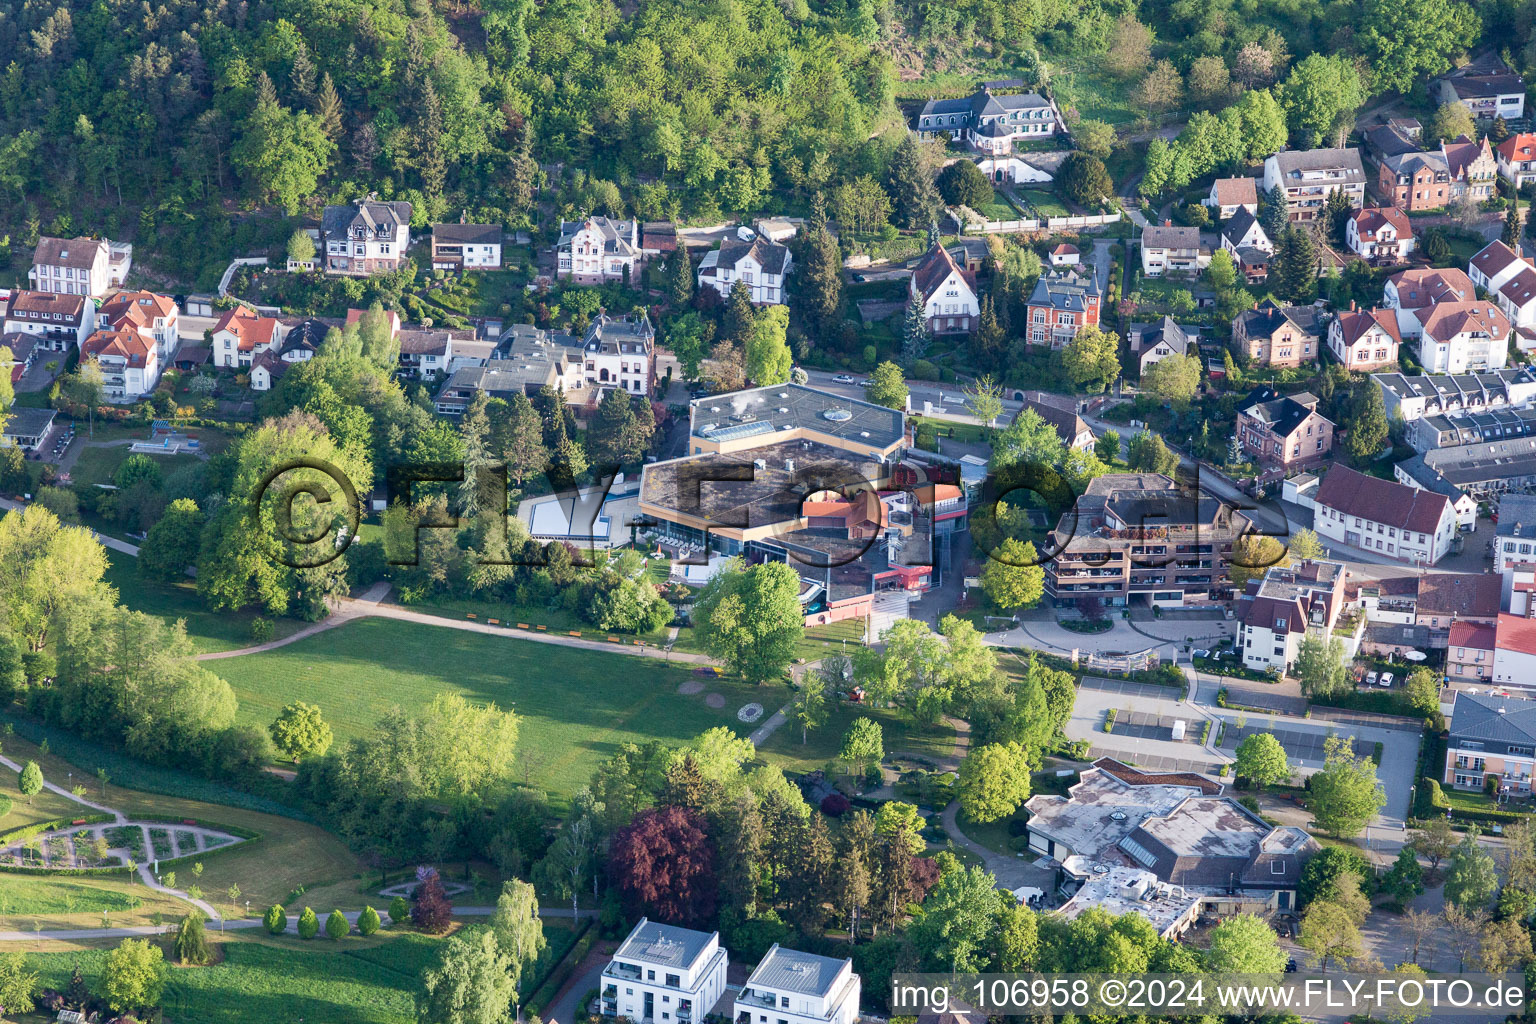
[1192,649,1210,660]
[1366,671,1378,686]
[1379,672,1394,688]
[1285,958,1298,973]
[832,374,856,384]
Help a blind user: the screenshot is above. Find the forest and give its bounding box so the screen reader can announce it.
[0,0,1527,292]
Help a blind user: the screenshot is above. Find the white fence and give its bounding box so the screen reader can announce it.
[951,207,1123,234]
[217,256,270,297]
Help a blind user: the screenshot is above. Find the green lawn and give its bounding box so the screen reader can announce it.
[68,446,205,490]
[211,618,772,804]
[0,875,141,916]
[22,932,450,1024]
[104,550,305,654]
[793,619,868,663]
[758,701,956,775]
[1018,189,1069,218]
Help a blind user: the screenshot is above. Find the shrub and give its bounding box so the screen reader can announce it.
[326,909,349,940]
[264,903,286,935]
[174,912,212,965]
[250,617,274,643]
[297,906,319,939]
[389,895,410,926]
[358,905,381,936]
[820,793,850,816]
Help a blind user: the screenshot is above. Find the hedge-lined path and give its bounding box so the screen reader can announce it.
[0,751,224,920]
[0,821,244,871]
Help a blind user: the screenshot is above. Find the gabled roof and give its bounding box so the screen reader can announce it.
[713,236,791,276]
[1142,223,1202,250]
[98,290,176,331]
[1498,134,1536,164]
[1449,620,1497,650]
[1387,267,1475,307]
[31,236,107,270]
[431,223,502,246]
[322,198,412,237]
[1235,299,1320,339]
[1414,301,1511,345]
[912,244,975,304]
[1350,206,1411,240]
[82,327,152,367]
[1439,53,1525,100]
[1443,136,1496,179]
[1472,240,1525,280]
[1131,316,1193,357]
[1450,687,1536,745]
[1221,207,1268,247]
[1365,125,1422,161]
[1210,177,1258,207]
[1503,267,1536,309]
[5,290,89,321]
[1270,147,1365,183]
[1237,388,1326,438]
[213,306,281,351]
[1333,307,1402,346]
[1314,464,1451,534]
[1382,149,1448,178]
[557,216,638,256]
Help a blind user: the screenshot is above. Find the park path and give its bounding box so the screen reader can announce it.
[0,496,141,556]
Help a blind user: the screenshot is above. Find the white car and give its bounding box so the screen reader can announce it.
[1379,672,1394,688]
[832,374,856,384]
[1366,671,1378,686]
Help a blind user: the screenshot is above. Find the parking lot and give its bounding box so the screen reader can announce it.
[1218,721,1372,763]
[1087,746,1215,774]
[1111,708,1203,744]
[1081,675,1182,700]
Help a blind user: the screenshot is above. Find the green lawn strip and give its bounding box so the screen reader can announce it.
[0,874,141,915]
[791,619,867,664]
[67,446,205,490]
[213,618,768,807]
[757,702,955,777]
[103,550,304,654]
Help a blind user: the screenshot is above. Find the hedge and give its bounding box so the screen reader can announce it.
[0,813,114,846]
[1103,709,1117,733]
[0,713,313,822]
[522,918,598,1017]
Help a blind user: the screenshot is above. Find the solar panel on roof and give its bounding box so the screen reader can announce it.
[704,421,774,441]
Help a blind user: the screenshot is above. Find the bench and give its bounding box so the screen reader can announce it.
[518,623,530,629]
[568,631,582,637]
[487,619,499,625]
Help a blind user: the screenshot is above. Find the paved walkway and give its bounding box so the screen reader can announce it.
[0,496,142,556]
[940,800,1056,894]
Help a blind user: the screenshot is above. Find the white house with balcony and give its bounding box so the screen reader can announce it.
[734,946,861,1024]
[1261,148,1366,223]
[602,919,728,1024]
[697,237,793,305]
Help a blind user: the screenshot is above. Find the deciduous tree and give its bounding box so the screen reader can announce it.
[1309,734,1386,837]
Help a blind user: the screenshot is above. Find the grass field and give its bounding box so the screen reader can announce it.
[1018,189,1069,217]
[103,550,305,654]
[792,619,867,663]
[210,618,773,804]
[22,930,452,1024]
[757,701,956,776]
[0,875,142,917]
[67,446,205,490]
[0,735,364,914]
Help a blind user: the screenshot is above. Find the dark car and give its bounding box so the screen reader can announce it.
[1285,958,1298,973]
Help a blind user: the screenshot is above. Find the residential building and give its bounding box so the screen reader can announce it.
[1048,243,1081,268]
[1235,387,1334,470]
[1204,177,1259,219]
[1444,689,1536,793]
[211,306,286,368]
[1344,207,1413,262]
[1497,134,1536,189]
[1016,392,1094,449]
[82,327,158,401]
[1261,148,1367,222]
[1448,621,1497,682]
[321,197,412,276]
[1220,208,1272,278]
[583,312,655,395]
[249,352,292,392]
[1436,54,1526,121]
[1383,267,1476,328]
[1407,405,1536,451]
[399,327,488,379]
[1231,300,1321,368]
[1128,317,1196,375]
[735,946,861,1024]
[601,918,729,1024]
[1042,472,1251,608]
[1415,572,1500,630]
[1408,301,1511,374]
[1497,494,1536,572]
[1443,135,1500,203]
[1405,437,1536,500]
[1237,559,1349,672]
[557,216,641,284]
[698,237,793,305]
[641,222,680,261]
[911,244,980,336]
[97,290,179,366]
[1024,269,1101,348]
[436,353,583,415]
[1392,456,1480,528]
[1140,223,1210,277]
[1327,305,1401,372]
[1,407,56,450]
[28,236,112,296]
[1023,758,1318,936]
[1374,366,1536,421]
[1313,465,1457,564]
[910,83,1063,152]
[948,237,989,274]
[430,223,503,271]
[1377,150,1452,211]
[2,291,95,351]
[1469,240,1536,334]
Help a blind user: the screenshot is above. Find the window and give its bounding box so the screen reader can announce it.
[666,975,680,988]
[648,971,656,981]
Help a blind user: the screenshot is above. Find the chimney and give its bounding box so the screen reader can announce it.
[1349,300,1356,312]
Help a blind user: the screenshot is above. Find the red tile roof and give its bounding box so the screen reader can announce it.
[213,306,281,351]
[1334,307,1402,346]
[82,328,152,367]
[98,290,175,331]
[1497,133,1536,164]
[1211,177,1258,207]
[1315,465,1451,534]
[1498,612,1536,656]
[1416,572,1501,618]
[1387,267,1475,307]
[1413,300,1511,345]
[911,244,974,304]
[1350,206,1411,239]
[1471,240,1525,279]
[1450,620,1497,650]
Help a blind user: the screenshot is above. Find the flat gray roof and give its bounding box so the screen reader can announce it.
[747,946,850,998]
[690,384,904,451]
[614,918,717,972]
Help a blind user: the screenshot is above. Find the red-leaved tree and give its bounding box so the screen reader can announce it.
[411,868,453,934]
[608,806,717,927]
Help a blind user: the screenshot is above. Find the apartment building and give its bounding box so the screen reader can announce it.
[734,946,860,1024]
[28,236,112,296]
[1237,559,1348,672]
[1140,223,1210,277]
[430,223,503,271]
[1261,148,1366,222]
[1447,621,1497,683]
[582,312,655,395]
[1445,689,1536,792]
[602,919,728,1024]
[1437,53,1526,121]
[1234,387,1333,470]
[2,291,95,351]
[1313,465,1457,565]
[1043,473,1250,609]
[1374,366,1536,422]
[1407,301,1511,374]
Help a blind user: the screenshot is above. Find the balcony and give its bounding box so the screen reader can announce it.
[604,962,644,983]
